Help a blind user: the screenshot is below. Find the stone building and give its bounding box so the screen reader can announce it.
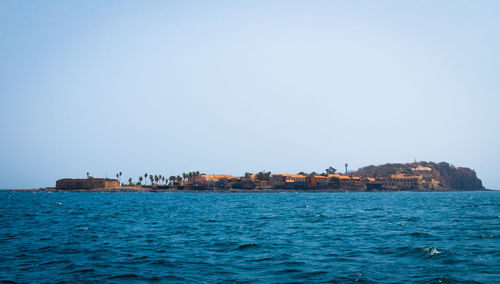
[270,174,307,188]
[411,165,433,177]
[378,174,420,190]
[56,178,120,190]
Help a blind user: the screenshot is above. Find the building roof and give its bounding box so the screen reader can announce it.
[391,174,420,179]
[202,174,235,180]
[271,174,306,178]
[57,178,118,182]
[313,175,327,179]
[412,165,432,171]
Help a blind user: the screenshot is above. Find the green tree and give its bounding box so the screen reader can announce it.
[256,171,271,181]
[169,176,176,185]
[138,176,143,185]
[326,167,336,174]
[128,177,132,185]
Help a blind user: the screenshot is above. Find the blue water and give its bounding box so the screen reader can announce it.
[0,192,499,283]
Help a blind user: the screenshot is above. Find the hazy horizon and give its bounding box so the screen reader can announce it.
[1,1,499,189]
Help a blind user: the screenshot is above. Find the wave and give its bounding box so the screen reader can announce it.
[408,232,433,237]
[237,243,258,250]
[420,247,441,256]
[390,246,442,258]
[246,257,272,262]
[109,274,140,279]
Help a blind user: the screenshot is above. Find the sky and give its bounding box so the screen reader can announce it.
[0,0,499,189]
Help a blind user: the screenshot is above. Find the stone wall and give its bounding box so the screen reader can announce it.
[56,178,120,190]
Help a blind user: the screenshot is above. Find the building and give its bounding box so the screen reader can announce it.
[328,174,353,188]
[411,165,433,177]
[351,176,362,188]
[289,174,306,183]
[326,174,363,189]
[270,174,289,187]
[307,175,328,188]
[189,174,236,185]
[366,177,376,183]
[270,174,307,188]
[338,176,352,188]
[420,178,442,190]
[327,174,341,188]
[56,178,120,190]
[380,173,420,189]
[201,175,237,186]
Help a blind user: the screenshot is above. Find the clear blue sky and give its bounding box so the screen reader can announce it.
[1,0,499,189]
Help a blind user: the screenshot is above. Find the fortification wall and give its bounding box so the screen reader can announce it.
[56,178,120,190]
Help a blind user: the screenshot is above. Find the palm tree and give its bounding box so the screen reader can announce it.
[161,176,165,184]
[128,177,132,185]
[176,175,182,183]
[139,176,143,185]
[169,176,176,185]
[149,175,154,185]
[144,173,148,185]
[116,172,123,183]
[154,175,159,184]
[86,172,90,179]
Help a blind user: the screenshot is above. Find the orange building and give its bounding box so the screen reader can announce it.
[307,175,328,188]
[190,174,237,185]
[327,174,363,189]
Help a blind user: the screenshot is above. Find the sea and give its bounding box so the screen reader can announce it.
[0,191,498,283]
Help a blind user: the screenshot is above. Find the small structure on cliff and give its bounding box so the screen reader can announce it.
[56,178,120,190]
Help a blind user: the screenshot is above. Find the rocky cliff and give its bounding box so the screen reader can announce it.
[352,161,484,190]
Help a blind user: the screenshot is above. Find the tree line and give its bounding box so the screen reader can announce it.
[85,166,342,187]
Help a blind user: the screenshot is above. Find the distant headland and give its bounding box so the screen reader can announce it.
[8,161,489,192]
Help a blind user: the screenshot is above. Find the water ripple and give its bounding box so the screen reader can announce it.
[0,191,498,283]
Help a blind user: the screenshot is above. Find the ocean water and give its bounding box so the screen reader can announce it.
[0,192,499,283]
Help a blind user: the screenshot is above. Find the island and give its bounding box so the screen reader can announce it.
[8,161,489,192]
